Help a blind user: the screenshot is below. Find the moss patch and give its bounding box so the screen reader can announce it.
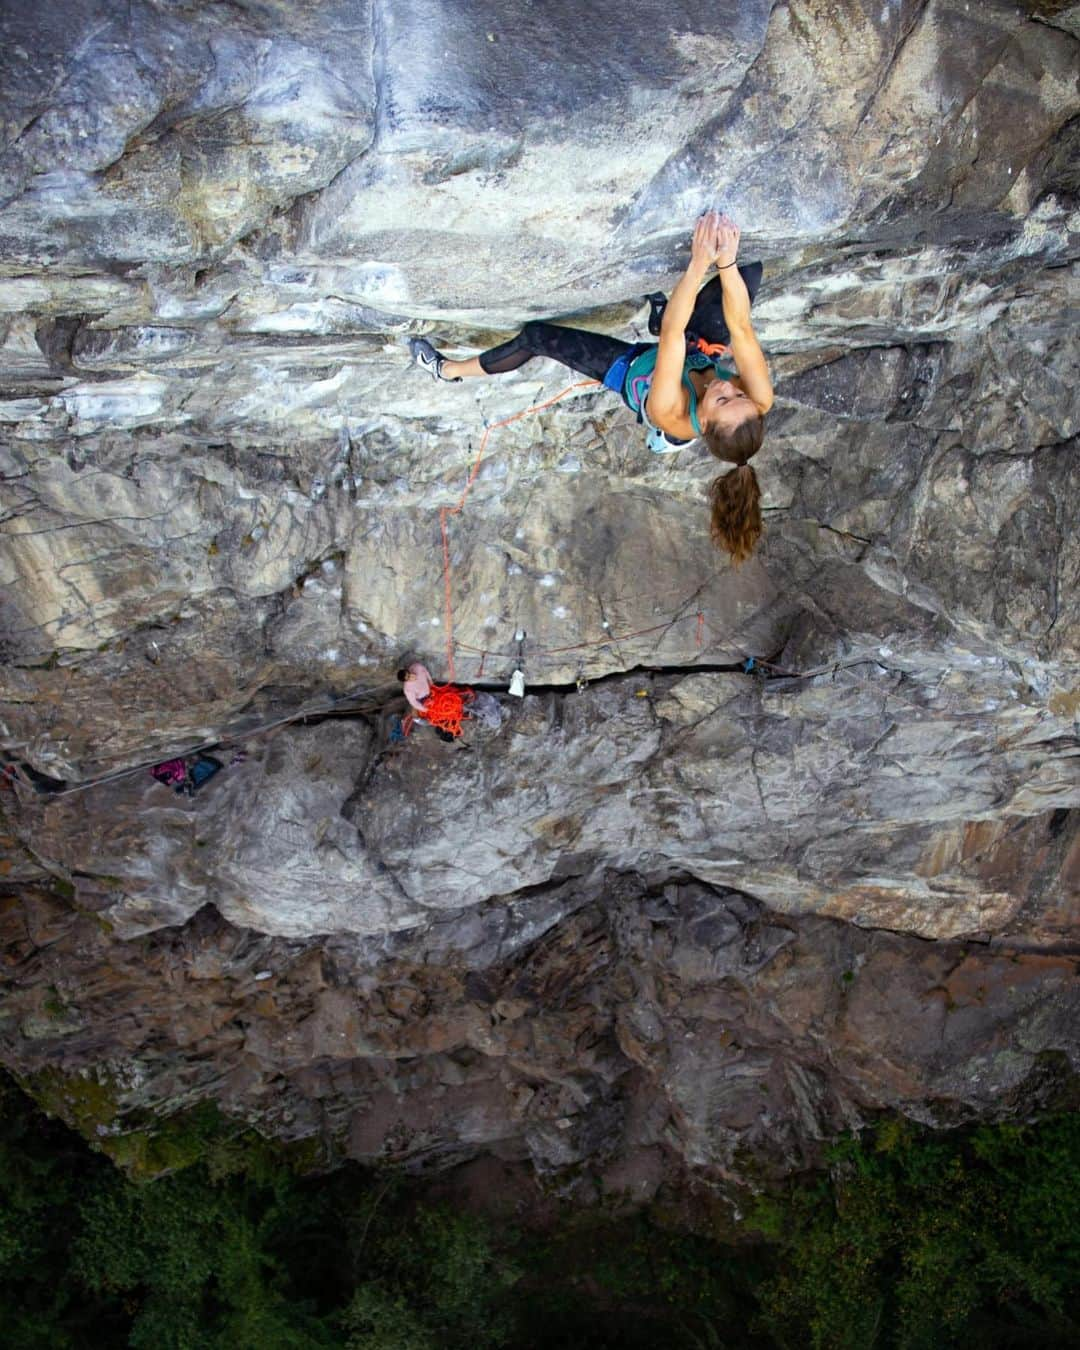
[19,1075,326,1182]
[18,1065,124,1138]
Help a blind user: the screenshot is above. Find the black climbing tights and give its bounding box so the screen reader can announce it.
[477,263,763,381]
[478,321,632,382]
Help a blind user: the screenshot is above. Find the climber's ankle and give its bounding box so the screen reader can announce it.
[441,356,486,379]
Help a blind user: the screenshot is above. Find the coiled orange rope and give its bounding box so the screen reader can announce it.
[417,683,474,737]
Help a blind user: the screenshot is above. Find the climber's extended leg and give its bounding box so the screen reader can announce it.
[437,354,485,379]
[424,322,632,383]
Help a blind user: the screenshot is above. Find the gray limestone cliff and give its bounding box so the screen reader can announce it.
[0,0,1078,1191]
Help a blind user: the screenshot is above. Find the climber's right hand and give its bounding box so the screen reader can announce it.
[690,210,721,274]
[715,214,740,270]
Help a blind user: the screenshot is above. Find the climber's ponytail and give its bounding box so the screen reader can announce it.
[703,411,765,565]
[709,462,762,566]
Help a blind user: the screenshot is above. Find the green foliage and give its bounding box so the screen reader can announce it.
[752,1114,1080,1350]
[514,1209,770,1349]
[340,1285,437,1350]
[0,1073,98,1348]
[101,1101,235,1180]
[0,1075,340,1348]
[0,1074,523,1349]
[3,1067,1080,1350]
[339,1197,520,1349]
[72,1139,335,1348]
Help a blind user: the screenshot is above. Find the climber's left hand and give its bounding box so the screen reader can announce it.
[690,211,721,273]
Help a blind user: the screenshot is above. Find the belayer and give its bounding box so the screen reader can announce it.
[410,212,774,564]
[398,661,472,741]
[396,663,506,742]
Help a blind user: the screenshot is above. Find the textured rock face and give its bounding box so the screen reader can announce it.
[3,883,1079,1188]
[0,0,1078,1184]
[16,656,1075,946]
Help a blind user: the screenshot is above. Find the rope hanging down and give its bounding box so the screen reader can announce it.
[439,380,600,680]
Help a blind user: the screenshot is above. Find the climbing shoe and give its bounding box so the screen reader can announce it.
[645,292,667,336]
[409,337,461,382]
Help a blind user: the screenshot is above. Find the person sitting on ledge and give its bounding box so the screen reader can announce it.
[397,662,473,742]
[409,212,773,565]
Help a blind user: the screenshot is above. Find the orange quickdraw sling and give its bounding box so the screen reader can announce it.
[694,337,732,358]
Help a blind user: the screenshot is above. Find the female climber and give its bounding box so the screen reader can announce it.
[409,211,773,565]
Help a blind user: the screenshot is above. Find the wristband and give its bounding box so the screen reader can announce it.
[717,261,737,269]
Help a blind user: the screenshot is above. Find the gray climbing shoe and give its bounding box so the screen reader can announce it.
[409,336,460,382]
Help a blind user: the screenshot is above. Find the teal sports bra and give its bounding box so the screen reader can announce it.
[623,346,735,438]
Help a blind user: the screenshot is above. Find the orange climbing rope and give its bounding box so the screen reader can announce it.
[437,379,719,682]
[439,380,601,679]
[417,683,474,737]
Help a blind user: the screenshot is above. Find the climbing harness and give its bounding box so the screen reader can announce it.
[622,344,733,453]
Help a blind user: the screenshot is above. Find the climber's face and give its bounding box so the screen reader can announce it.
[700,377,756,433]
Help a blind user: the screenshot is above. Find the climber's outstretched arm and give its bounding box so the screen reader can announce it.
[646,213,718,428]
[714,217,773,414]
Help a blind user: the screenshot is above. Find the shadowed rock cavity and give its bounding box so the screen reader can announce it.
[0,0,1078,1184]
[2,878,1078,1190]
